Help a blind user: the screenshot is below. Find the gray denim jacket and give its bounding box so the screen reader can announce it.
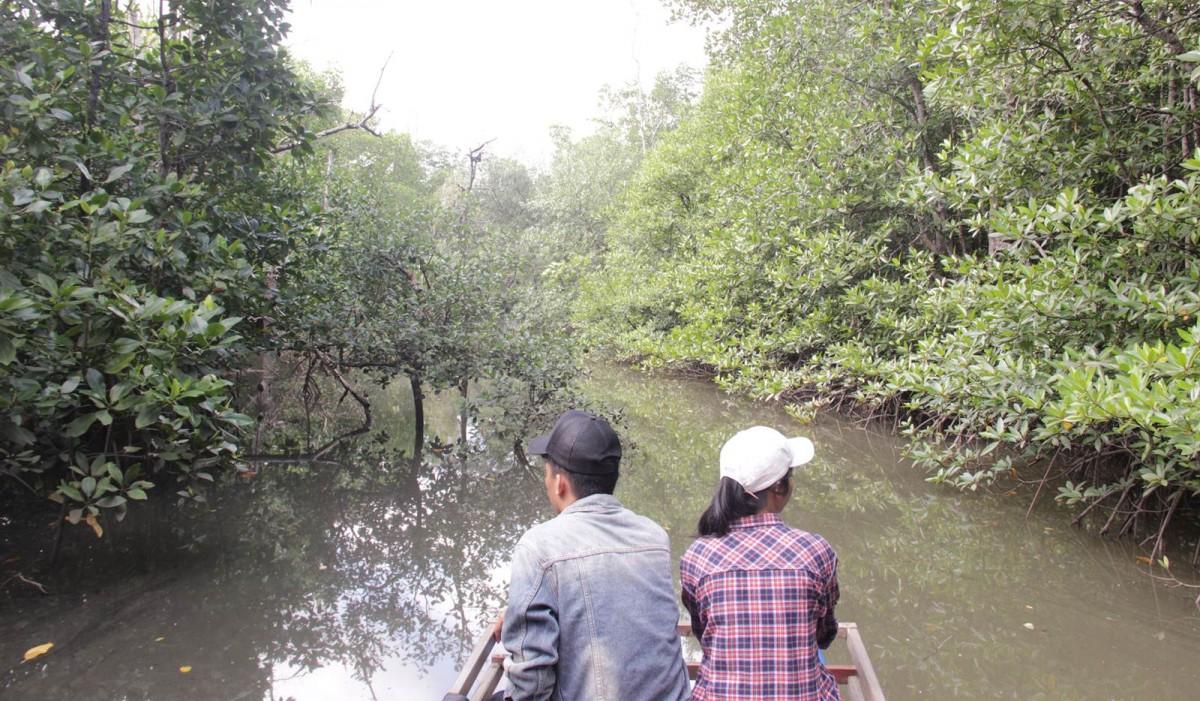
[501,494,690,701]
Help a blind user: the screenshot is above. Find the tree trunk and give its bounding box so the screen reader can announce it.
[458,378,468,446]
[410,372,424,468]
[81,0,111,192]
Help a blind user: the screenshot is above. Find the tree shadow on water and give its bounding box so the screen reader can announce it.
[0,438,544,700]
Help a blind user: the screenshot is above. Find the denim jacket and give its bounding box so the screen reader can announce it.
[501,494,690,701]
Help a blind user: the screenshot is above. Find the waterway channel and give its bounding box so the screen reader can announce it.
[2,363,1199,700]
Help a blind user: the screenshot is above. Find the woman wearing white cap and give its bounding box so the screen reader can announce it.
[680,426,841,701]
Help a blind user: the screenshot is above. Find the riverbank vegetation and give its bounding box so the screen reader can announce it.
[5,0,1199,574]
[559,0,1200,556]
[0,0,575,567]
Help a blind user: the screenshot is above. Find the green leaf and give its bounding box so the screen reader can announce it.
[86,368,104,394]
[104,163,134,183]
[135,405,159,429]
[59,484,84,502]
[0,422,35,446]
[63,413,97,438]
[221,412,254,428]
[0,335,15,365]
[103,353,135,374]
[126,487,148,500]
[111,338,140,355]
[80,476,96,496]
[95,495,126,508]
[127,209,152,224]
[109,382,131,404]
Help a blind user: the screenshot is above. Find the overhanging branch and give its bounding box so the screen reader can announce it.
[272,52,393,154]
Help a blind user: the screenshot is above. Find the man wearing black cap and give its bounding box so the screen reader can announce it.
[492,410,689,701]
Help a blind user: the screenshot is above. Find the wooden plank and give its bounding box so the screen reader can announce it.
[844,624,885,701]
[469,659,505,701]
[844,675,867,701]
[450,623,498,695]
[461,619,880,697]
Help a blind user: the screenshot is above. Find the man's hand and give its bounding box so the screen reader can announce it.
[491,612,505,642]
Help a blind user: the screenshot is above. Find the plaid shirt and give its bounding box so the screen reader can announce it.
[680,513,840,701]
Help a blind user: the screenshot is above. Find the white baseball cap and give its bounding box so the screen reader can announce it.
[719,426,815,493]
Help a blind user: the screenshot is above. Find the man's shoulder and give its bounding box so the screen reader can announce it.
[515,502,670,561]
[616,505,670,540]
[514,518,558,561]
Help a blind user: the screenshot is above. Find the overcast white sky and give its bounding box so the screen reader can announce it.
[284,0,709,166]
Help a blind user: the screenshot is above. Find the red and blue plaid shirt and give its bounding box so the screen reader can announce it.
[681,513,840,700]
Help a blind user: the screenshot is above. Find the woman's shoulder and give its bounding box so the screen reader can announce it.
[775,525,838,568]
[681,532,732,571]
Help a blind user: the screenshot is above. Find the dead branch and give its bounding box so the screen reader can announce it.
[462,138,497,194]
[272,53,392,154]
[310,351,372,460]
[1,571,48,594]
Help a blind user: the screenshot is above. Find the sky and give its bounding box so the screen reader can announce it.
[284,0,710,166]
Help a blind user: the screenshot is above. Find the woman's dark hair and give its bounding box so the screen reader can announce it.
[697,472,791,537]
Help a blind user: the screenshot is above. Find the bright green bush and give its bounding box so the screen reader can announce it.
[574,0,1200,540]
[0,0,320,524]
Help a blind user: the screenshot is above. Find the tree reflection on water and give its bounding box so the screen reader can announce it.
[0,373,546,700]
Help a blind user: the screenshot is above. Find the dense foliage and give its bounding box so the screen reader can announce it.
[1,0,322,530]
[0,1,577,553]
[569,0,1200,549]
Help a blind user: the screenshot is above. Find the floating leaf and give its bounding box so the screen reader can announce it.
[22,642,53,662]
[84,512,103,538]
[179,665,192,673]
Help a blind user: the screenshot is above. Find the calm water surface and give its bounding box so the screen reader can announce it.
[2,363,1199,700]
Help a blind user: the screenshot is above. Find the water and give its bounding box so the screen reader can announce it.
[2,363,1199,700]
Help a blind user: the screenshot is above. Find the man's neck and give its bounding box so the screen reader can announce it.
[553,492,579,514]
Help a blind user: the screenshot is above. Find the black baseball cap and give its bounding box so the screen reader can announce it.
[527,410,621,475]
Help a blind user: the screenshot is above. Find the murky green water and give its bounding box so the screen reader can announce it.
[3,363,1199,700]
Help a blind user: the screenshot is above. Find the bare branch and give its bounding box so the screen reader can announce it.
[272,54,392,154]
[1,571,48,594]
[463,138,497,194]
